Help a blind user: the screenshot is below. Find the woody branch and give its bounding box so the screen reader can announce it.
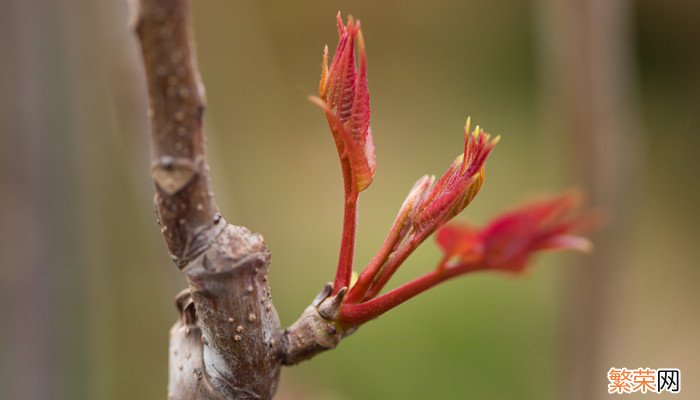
[133,0,283,398]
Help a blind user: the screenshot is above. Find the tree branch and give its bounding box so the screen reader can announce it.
[133,0,283,398]
[134,0,218,267]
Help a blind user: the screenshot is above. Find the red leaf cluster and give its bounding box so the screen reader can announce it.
[310,13,595,328]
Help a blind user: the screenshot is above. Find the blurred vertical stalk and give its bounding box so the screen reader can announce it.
[535,0,643,399]
[0,0,88,399]
[0,1,54,399]
[0,19,54,398]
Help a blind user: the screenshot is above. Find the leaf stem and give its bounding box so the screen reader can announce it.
[362,231,428,300]
[345,212,407,303]
[333,189,359,294]
[339,259,470,326]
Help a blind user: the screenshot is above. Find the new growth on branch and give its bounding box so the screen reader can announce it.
[309,13,592,328]
[135,3,595,397]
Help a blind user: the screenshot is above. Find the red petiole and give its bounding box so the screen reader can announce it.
[339,257,473,326]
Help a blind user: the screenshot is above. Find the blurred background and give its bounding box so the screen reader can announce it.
[1,0,698,399]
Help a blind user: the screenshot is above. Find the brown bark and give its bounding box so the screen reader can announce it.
[133,0,284,398]
[133,0,347,398]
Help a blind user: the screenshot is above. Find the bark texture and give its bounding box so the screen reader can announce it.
[133,0,283,398]
[133,0,347,398]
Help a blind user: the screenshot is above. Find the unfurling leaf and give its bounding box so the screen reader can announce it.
[436,191,592,273]
[311,13,375,194]
[412,118,499,236]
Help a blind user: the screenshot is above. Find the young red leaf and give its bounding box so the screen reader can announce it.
[311,13,375,194]
[412,119,499,237]
[437,191,592,273]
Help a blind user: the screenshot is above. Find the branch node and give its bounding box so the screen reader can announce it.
[318,286,346,320]
[282,284,355,365]
[151,155,199,195]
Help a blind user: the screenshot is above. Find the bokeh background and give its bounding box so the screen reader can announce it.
[1,0,698,399]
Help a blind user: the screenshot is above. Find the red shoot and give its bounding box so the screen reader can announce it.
[310,13,594,328]
[311,13,376,294]
[345,121,498,303]
[413,119,499,238]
